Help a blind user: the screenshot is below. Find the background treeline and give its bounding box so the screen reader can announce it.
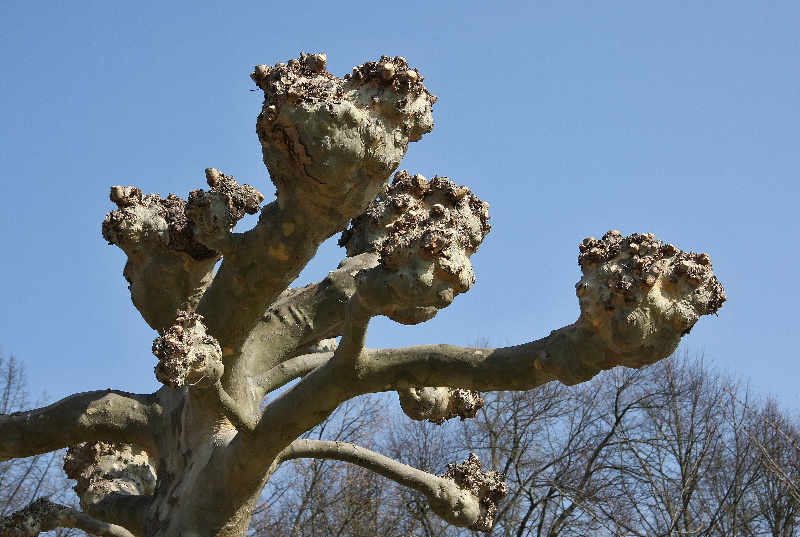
[252,350,800,537]
[0,355,77,536]
[2,351,798,537]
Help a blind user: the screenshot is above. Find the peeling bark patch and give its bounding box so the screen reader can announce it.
[268,243,290,261]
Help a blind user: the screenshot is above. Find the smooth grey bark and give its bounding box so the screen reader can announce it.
[0,391,160,461]
[0,53,726,537]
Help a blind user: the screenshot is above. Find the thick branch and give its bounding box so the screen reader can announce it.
[280,439,486,528]
[331,293,373,372]
[237,340,552,479]
[243,170,492,385]
[0,498,135,537]
[219,252,378,409]
[195,201,324,350]
[67,509,137,537]
[249,314,717,467]
[81,495,149,537]
[0,391,160,461]
[241,172,494,399]
[202,381,257,431]
[250,328,577,452]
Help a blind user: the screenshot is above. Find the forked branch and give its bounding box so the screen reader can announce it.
[244,252,380,387]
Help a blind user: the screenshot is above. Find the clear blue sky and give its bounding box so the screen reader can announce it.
[1,2,798,410]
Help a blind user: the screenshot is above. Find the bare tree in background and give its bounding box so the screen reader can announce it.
[251,395,403,537]
[739,399,800,536]
[0,53,726,537]
[465,353,800,537]
[459,359,666,536]
[253,352,799,537]
[0,354,78,536]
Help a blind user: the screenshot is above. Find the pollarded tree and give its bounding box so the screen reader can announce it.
[0,53,726,537]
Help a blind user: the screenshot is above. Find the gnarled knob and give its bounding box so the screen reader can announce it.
[252,54,436,228]
[342,171,490,324]
[152,311,223,388]
[576,230,726,368]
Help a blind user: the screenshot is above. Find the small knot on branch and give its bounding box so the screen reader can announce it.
[398,387,484,424]
[185,169,263,248]
[345,55,431,98]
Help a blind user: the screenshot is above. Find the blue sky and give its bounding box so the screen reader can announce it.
[1,2,798,410]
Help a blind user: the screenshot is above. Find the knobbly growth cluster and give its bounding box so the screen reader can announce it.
[0,52,725,537]
[441,453,508,531]
[341,171,491,325]
[152,312,223,389]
